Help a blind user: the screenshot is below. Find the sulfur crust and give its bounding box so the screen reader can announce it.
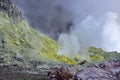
[0,12,78,65]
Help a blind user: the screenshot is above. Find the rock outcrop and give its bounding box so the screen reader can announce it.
[0,0,24,22]
[76,60,120,80]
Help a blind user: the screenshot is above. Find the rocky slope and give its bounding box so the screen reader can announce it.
[0,0,78,66]
[0,0,120,80]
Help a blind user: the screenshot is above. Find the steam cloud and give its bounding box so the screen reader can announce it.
[58,12,120,57]
[102,12,120,52]
[12,0,74,40]
[12,0,120,57]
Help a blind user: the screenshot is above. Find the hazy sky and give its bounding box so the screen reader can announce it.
[12,0,120,24]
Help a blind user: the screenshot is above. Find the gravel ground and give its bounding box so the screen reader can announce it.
[0,65,49,80]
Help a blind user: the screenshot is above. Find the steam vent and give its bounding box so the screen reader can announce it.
[0,0,120,80]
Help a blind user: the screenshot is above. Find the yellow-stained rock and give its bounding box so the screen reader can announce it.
[0,12,77,65]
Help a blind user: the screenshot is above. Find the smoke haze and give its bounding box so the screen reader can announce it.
[58,12,120,57]
[12,0,74,40]
[12,0,120,57]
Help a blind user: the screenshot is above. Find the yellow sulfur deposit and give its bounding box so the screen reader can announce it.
[90,54,105,62]
[0,12,78,65]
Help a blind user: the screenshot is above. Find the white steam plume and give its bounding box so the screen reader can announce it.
[58,12,120,57]
[102,12,120,52]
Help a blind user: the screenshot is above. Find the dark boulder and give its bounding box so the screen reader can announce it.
[76,60,120,80]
